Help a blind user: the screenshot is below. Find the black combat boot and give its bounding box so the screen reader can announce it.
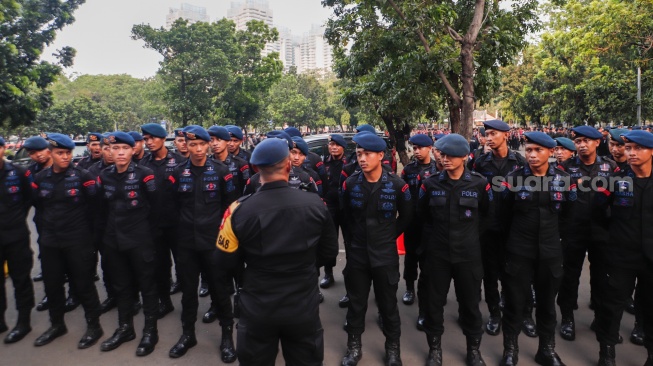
[466,335,486,366]
[630,321,644,346]
[78,317,103,349]
[169,327,197,358]
[341,333,363,366]
[559,312,575,341]
[485,306,501,336]
[34,321,68,346]
[100,320,136,351]
[597,344,616,366]
[522,305,538,338]
[534,335,565,366]
[4,311,31,344]
[385,338,402,366]
[136,316,158,356]
[220,325,237,363]
[499,333,519,366]
[425,334,442,366]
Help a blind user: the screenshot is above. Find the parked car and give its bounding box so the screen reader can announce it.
[9,141,88,167]
[303,133,397,172]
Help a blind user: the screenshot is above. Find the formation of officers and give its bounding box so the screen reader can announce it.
[0,119,652,366]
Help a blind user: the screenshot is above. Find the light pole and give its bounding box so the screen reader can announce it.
[638,64,642,126]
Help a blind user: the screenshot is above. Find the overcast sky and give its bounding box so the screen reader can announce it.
[42,0,334,79]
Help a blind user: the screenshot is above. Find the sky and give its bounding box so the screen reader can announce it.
[42,0,334,79]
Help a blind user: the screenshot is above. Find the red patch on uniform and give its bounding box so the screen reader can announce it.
[341,171,348,178]
[143,175,155,183]
[83,180,95,187]
[240,165,249,172]
[31,182,38,189]
[25,170,31,177]
[501,181,512,189]
[342,182,347,191]
[401,184,409,192]
[168,175,176,184]
[597,187,611,197]
[485,183,491,192]
[128,191,136,198]
[316,162,324,168]
[224,174,233,181]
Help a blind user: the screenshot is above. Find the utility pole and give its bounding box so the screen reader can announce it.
[638,65,642,126]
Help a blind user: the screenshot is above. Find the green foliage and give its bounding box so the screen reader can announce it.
[0,0,85,129]
[37,96,115,136]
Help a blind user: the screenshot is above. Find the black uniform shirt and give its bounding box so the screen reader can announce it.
[32,165,98,247]
[0,161,32,241]
[418,169,490,263]
[235,148,251,163]
[341,170,413,268]
[212,153,249,198]
[244,166,317,195]
[323,154,347,207]
[140,149,187,228]
[401,160,437,198]
[76,155,101,170]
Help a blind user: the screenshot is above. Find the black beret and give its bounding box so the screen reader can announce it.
[182,125,210,142]
[435,134,470,157]
[46,133,75,150]
[524,131,556,148]
[571,126,602,139]
[23,136,49,151]
[409,134,434,147]
[483,119,510,132]
[251,138,289,166]
[141,123,167,138]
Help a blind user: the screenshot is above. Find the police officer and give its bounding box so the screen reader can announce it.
[167,126,237,362]
[76,133,103,170]
[607,128,629,171]
[31,133,103,348]
[226,126,252,162]
[553,138,576,166]
[557,126,618,342]
[23,136,53,175]
[140,123,187,319]
[400,134,436,306]
[173,129,190,158]
[213,138,338,365]
[499,132,574,366]
[467,128,487,169]
[593,130,653,366]
[0,136,35,344]
[285,127,326,184]
[418,134,490,366]
[471,119,526,336]
[129,131,149,164]
[97,132,160,356]
[321,134,348,293]
[290,136,323,197]
[208,126,250,195]
[340,132,413,366]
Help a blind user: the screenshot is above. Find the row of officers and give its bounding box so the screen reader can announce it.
[0,120,651,366]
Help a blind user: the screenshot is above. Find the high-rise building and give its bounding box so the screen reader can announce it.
[166,3,210,29]
[297,25,334,76]
[227,0,278,58]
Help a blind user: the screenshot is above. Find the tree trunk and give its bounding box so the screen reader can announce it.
[448,96,461,134]
[459,41,476,140]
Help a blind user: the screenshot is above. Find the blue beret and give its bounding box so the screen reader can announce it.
[435,134,470,157]
[24,136,49,151]
[182,125,210,142]
[554,137,576,152]
[291,136,309,155]
[355,124,376,133]
[478,127,486,137]
[174,129,185,138]
[352,131,374,144]
[0,137,4,147]
[433,133,445,141]
[354,132,386,152]
[227,126,244,140]
[207,126,231,141]
[483,119,510,132]
[127,131,143,142]
[622,130,653,148]
[571,126,602,139]
[87,133,103,143]
[251,138,289,166]
[101,133,112,145]
[108,131,135,147]
[284,127,302,137]
[608,128,629,144]
[633,126,642,130]
[524,131,556,148]
[266,130,293,150]
[329,134,347,148]
[141,123,167,138]
[409,134,434,147]
[46,133,75,150]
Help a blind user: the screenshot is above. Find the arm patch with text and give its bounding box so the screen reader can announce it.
[216,201,241,253]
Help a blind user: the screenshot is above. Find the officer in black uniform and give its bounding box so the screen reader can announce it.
[173,129,190,158]
[129,131,149,164]
[499,132,574,366]
[167,126,237,362]
[140,123,187,319]
[471,120,527,337]
[400,134,436,306]
[290,136,323,197]
[418,133,490,366]
[208,126,250,195]
[0,137,35,344]
[97,132,160,357]
[553,138,576,166]
[607,128,629,171]
[76,133,103,170]
[87,133,118,313]
[31,133,103,348]
[467,128,487,169]
[593,130,653,366]
[226,126,252,163]
[285,127,327,184]
[340,133,413,366]
[24,136,53,175]
[213,137,338,366]
[557,126,618,342]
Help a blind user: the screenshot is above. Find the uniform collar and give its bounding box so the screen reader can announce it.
[259,180,288,191]
[438,168,472,182]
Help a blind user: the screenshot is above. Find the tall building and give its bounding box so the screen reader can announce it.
[166,3,210,29]
[297,25,334,76]
[227,0,278,58]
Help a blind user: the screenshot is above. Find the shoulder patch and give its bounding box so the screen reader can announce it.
[217,201,242,253]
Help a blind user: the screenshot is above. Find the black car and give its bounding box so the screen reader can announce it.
[303,133,397,172]
[9,141,88,167]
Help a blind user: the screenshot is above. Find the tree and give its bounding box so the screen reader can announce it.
[36,97,115,135]
[0,0,85,129]
[323,0,540,138]
[265,72,329,131]
[132,18,282,128]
